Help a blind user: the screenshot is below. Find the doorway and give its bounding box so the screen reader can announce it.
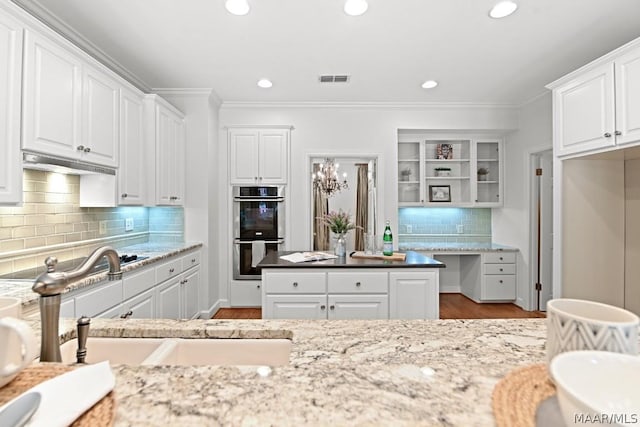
[530,150,553,311]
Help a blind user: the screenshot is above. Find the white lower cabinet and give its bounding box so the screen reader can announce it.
[459,251,517,303]
[262,268,439,319]
[389,271,439,319]
[156,277,181,319]
[121,288,155,319]
[182,267,200,320]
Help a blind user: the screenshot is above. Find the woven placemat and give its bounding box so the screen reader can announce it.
[492,363,556,427]
[0,364,116,427]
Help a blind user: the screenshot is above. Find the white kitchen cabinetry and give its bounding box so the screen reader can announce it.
[22,29,82,158]
[146,95,185,205]
[389,271,439,319]
[155,251,201,319]
[548,42,640,158]
[0,12,23,204]
[121,288,155,319]
[156,277,182,319]
[118,85,147,205]
[459,252,517,302]
[263,295,327,319]
[397,133,504,207]
[229,127,289,184]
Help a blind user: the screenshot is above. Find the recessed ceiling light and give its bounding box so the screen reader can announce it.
[421,80,438,89]
[225,0,250,16]
[257,79,273,88]
[344,0,368,16]
[489,1,518,19]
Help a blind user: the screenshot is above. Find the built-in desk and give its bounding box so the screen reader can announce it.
[257,251,445,320]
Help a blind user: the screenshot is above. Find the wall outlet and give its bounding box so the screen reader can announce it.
[406,224,412,234]
[456,224,464,234]
[125,218,134,232]
[99,221,107,235]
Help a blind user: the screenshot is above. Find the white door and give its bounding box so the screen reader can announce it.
[156,278,182,319]
[118,86,146,205]
[615,47,640,146]
[182,268,200,319]
[263,295,327,319]
[229,129,259,184]
[389,271,439,319]
[258,130,288,183]
[539,151,554,310]
[22,29,82,156]
[327,294,388,319]
[553,63,615,157]
[0,13,23,204]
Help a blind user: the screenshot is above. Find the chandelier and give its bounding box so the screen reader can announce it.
[313,158,348,197]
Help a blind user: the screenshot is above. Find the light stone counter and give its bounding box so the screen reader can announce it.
[43,317,547,426]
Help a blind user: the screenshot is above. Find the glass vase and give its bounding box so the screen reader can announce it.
[334,233,346,257]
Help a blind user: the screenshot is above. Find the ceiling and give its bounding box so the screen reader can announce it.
[17,0,640,105]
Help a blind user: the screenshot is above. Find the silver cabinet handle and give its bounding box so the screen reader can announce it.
[121,193,128,198]
[191,258,196,263]
[604,132,612,138]
[184,279,188,283]
[84,147,91,153]
[499,257,503,261]
[320,305,326,310]
[169,268,175,273]
[499,280,503,283]
[120,310,133,319]
[259,177,263,181]
[254,177,258,181]
[292,282,298,287]
[355,282,361,287]
[257,284,261,289]
[76,145,85,151]
[499,268,503,272]
[330,305,335,310]
[615,130,622,136]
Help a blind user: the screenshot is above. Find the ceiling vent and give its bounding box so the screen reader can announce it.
[319,75,351,83]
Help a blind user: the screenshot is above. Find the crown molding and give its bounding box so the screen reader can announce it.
[516,90,551,109]
[220,101,519,110]
[10,0,152,93]
[152,88,214,97]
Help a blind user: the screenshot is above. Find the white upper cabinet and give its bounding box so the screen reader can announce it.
[0,12,23,204]
[22,28,82,157]
[549,40,640,158]
[118,85,147,205]
[146,95,185,206]
[229,127,289,184]
[80,64,119,167]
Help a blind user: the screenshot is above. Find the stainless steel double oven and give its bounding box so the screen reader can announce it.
[233,186,285,280]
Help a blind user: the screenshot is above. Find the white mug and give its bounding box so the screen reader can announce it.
[546,298,640,364]
[0,317,37,388]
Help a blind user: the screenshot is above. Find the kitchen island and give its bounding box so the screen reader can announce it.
[40,317,547,426]
[258,251,445,320]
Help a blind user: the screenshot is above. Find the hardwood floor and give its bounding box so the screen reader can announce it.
[212,293,545,319]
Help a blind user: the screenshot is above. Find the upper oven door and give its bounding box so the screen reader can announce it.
[233,186,285,240]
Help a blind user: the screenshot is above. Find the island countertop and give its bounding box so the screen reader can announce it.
[38,317,546,426]
[258,250,446,269]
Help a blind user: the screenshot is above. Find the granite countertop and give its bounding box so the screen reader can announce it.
[258,250,445,269]
[41,317,547,426]
[0,242,203,312]
[398,242,518,252]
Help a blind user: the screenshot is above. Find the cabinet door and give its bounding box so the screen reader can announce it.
[118,86,147,204]
[553,63,615,157]
[96,303,124,319]
[122,288,155,319]
[156,277,182,319]
[182,268,199,319]
[615,47,640,147]
[81,64,119,167]
[397,141,423,205]
[156,106,185,205]
[389,271,439,319]
[23,29,82,156]
[473,139,502,206]
[327,294,388,319]
[263,294,327,319]
[0,13,23,204]
[258,129,288,183]
[229,129,260,184]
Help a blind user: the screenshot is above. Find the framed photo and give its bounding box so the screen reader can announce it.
[429,185,451,202]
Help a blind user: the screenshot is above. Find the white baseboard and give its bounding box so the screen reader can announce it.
[203,299,226,319]
[439,285,461,293]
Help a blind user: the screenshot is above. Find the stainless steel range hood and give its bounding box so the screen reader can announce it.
[22,152,116,175]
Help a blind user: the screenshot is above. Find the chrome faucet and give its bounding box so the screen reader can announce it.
[32,246,122,362]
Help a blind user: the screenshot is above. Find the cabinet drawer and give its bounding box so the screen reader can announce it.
[182,250,201,271]
[264,271,326,293]
[327,271,388,294]
[75,280,123,317]
[156,258,182,283]
[483,264,516,275]
[483,252,516,264]
[482,275,516,300]
[123,267,156,300]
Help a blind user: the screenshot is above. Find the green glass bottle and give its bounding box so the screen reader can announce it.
[383,220,393,256]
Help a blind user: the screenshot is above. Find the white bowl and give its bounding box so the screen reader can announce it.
[550,351,640,426]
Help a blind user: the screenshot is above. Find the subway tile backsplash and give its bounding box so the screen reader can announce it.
[398,207,492,244]
[0,170,184,275]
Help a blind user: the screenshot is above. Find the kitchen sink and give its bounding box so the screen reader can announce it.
[58,337,292,366]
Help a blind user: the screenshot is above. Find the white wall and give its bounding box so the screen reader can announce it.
[492,93,552,310]
[217,104,518,306]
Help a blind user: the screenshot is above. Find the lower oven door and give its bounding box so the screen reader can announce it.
[233,239,283,280]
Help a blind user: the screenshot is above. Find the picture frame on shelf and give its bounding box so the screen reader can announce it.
[436,143,453,159]
[429,185,451,202]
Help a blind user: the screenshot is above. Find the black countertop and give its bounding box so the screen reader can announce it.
[257,251,446,269]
